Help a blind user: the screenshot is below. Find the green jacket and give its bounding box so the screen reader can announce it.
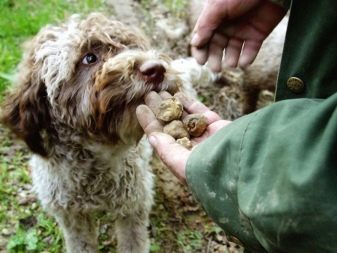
[186,1,337,252]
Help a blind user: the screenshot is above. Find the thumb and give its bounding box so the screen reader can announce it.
[148,132,191,184]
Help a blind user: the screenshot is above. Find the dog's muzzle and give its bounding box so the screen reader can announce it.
[139,60,166,86]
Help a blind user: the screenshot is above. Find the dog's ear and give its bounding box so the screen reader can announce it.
[1,54,51,157]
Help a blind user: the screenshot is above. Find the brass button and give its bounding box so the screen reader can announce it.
[287,77,305,94]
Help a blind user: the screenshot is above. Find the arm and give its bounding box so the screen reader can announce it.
[186,93,337,252]
[137,91,337,251]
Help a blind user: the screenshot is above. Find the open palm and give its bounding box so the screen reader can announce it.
[191,0,286,71]
[136,91,231,184]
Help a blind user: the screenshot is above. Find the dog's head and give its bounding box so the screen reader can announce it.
[1,13,182,156]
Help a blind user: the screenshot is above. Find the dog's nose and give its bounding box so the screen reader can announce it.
[139,61,166,84]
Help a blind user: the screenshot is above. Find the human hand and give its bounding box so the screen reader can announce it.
[191,0,286,71]
[136,91,231,184]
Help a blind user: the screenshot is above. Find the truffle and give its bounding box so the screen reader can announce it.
[163,120,189,139]
[182,114,208,137]
[176,137,193,149]
[156,97,183,122]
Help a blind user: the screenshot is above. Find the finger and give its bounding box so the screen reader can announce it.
[206,120,232,135]
[191,1,226,47]
[159,90,172,99]
[190,46,209,65]
[206,33,228,72]
[149,132,190,184]
[159,91,191,120]
[174,92,222,123]
[238,40,262,68]
[223,38,243,68]
[144,91,163,115]
[136,105,163,135]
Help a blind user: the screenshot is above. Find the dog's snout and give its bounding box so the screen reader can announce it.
[139,61,166,84]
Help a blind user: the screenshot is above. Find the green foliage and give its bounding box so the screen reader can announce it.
[140,0,188,18]
[177,230,203,252]
[0,132,62,252]
[7,228,40,252]
[0,162,10,224]
[163,0,188,17]
[7,214,62,253]
[150,242,161,252]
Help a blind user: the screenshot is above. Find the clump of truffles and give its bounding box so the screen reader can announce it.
[163,120,189,139]
[176,137,193,149]
[154,96,209,149]
[182,114,208,137]
[156,97,183,122]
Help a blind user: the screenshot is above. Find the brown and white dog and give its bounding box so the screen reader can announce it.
[0,13,210,253]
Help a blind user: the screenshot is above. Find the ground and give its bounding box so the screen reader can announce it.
[0,0,251,252]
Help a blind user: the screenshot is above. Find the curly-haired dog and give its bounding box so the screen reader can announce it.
[0,13,206,253]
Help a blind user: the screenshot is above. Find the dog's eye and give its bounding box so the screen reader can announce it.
[82,53,98,65]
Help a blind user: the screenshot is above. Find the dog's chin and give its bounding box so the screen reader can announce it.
[153,81,179,94]
[125,78,181,106]
[150,79,181,95]
[90,73,182,145]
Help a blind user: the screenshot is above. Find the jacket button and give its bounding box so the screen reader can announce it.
[287,77,305,94]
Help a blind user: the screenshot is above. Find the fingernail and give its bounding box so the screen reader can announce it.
[148,134,157,146]
[191,33,200,46]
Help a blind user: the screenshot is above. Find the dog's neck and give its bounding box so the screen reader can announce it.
[44,121,139,163]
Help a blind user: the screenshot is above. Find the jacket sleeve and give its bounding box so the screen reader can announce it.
[186,93,337,253]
